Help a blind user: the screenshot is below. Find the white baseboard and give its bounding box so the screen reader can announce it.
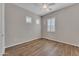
[43,37,79,47]
[5,37,41,48]
[6,37,79,48]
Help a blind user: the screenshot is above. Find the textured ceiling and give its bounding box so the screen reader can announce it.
[15,3,75,16]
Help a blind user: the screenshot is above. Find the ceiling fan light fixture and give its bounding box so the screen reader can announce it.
[42,3,48,9]
[42,3,52,12]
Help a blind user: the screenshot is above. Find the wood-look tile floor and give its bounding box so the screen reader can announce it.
[4,38,79,56]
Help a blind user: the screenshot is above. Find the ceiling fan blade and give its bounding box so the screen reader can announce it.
[48,3,56,6]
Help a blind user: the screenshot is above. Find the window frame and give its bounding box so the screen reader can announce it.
[26,16,32,23]
[47,17,55,32]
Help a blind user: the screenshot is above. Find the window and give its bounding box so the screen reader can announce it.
[26,16,32,23]
[36,19,40,24]
[47,17,55,32]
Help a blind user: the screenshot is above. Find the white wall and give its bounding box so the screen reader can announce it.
[5,3,79,48]
[5,4,41,48]
[41,4,79,46]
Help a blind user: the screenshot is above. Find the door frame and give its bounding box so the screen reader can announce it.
[0,3,5,55]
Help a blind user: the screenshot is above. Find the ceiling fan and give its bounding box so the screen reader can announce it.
[42,3,55,11]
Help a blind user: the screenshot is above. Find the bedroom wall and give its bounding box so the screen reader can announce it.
[41,4,79,46]
[5,4,41,48]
